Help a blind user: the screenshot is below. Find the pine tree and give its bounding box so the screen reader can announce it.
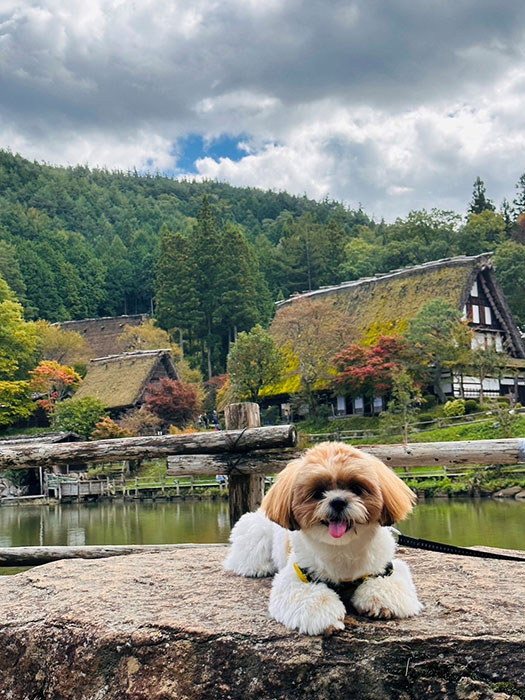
[468,177,495,215]
[190,198,225,378]
[215,223,260,345]
[513,173,525,216]
[155,224,198,353]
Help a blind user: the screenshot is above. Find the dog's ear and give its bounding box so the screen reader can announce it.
[372,457,416,525]
[261,458,301,530]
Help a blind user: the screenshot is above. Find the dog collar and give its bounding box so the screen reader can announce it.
[293,561,394,599]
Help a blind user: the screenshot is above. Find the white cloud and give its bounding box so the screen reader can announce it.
[1,0,525,219]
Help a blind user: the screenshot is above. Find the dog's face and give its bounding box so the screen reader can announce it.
[262,442,415,542]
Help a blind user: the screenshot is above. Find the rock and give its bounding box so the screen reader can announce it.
[514,490,525,500]
[0,545,524,699]
[492,486,522,498]
[0,477,28,498]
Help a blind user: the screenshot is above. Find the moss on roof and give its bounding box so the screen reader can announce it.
[73,350,176,410]
[331,263,472,345]
[266,255,490,398]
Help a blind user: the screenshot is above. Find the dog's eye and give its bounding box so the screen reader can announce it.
[349,484,365,496]
[312,488,325,500]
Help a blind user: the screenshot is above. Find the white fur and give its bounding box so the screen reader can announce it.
[224,509,422,635]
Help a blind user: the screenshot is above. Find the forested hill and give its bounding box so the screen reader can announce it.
[0,149,369,321]
[1,148,525,334]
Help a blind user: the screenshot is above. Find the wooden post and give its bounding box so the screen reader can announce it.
[225,402,266,527]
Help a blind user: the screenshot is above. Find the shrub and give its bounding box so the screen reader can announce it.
[91,416,132,440]
[51,397,107,439]
[118,406,162,436]
[443,399,466,417]
[169,425,198,435]
[464,399,481,414]
[415,412,434,424]
[145,378,202,427]
[421,394,438,409]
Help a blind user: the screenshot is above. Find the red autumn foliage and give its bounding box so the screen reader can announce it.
[145,378,202,427]
[332,336,413,399]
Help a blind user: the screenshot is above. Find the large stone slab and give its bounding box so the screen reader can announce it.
[0,545,523,699]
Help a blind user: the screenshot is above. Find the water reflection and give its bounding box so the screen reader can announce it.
[0,499,231,548]
[0,497,522,551]
[399,497,524,551]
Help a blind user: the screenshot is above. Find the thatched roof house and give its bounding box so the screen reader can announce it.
[276,252,524,357]
[59,314,149,360]
[270,253,525,409]
[73,350,179,412]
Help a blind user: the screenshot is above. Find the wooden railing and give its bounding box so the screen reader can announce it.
[1,405,525,566]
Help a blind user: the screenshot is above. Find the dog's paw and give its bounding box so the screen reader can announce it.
[361,601,395,619]
[269,581,346,635]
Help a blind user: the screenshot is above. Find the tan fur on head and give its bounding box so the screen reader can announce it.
[262,441,415,531]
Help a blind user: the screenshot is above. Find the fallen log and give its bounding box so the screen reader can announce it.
[0,425,297,471]
[168,448,300,476]
[360,438,525,467]
[0,543,227,567]
[168,437,525,476]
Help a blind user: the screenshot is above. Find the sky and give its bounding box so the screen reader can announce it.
[1,0,525,221]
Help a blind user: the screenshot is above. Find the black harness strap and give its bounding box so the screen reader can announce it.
[395,533,525,562]
[295,561,394,598]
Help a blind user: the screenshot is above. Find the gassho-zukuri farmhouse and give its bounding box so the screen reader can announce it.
[265,252,525,416]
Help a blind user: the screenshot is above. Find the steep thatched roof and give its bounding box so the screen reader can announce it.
[275,253,524,355]
[58,315,149,360]
[265,253,525,398]
[73,350,178,411]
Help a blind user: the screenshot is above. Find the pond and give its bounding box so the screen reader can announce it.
[0,496,523,575]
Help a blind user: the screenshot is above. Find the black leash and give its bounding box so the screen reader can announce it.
[394,530,525,562]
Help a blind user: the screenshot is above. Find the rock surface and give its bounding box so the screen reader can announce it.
[0,544,523,699]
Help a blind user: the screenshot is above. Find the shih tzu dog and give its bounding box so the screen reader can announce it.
[224,441,422,635]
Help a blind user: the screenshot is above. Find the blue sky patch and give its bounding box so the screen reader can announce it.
[174,133,248,174]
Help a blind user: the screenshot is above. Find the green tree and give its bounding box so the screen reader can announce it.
[468,177,495,215]
[51,397,108,438]
[190,198,225,378]
[35,320,90,366]
[0,380,36,427]
[513,173,525,216]
[379,369,422,445]
[227,324,285,403]
[155,224,198,353]
[493,240,525,326]
[339,238,382,280]
[458,210,506,255]
[0,240,28,308]
[406,299,472,403]
[215,223,264,346]
[0,276,39,380]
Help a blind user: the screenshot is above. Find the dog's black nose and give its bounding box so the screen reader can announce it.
[329,497,347,512]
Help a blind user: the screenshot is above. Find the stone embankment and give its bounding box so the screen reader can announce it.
[0,545,523,699]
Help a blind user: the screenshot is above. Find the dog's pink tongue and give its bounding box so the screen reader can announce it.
[328,521,347,538]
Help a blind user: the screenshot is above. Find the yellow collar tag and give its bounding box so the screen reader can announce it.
[293,562,310,584]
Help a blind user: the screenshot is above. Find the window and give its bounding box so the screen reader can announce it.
[472,305,480,323]
[484,306,492,325]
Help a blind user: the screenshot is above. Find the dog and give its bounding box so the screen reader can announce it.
[224,441,422,635]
